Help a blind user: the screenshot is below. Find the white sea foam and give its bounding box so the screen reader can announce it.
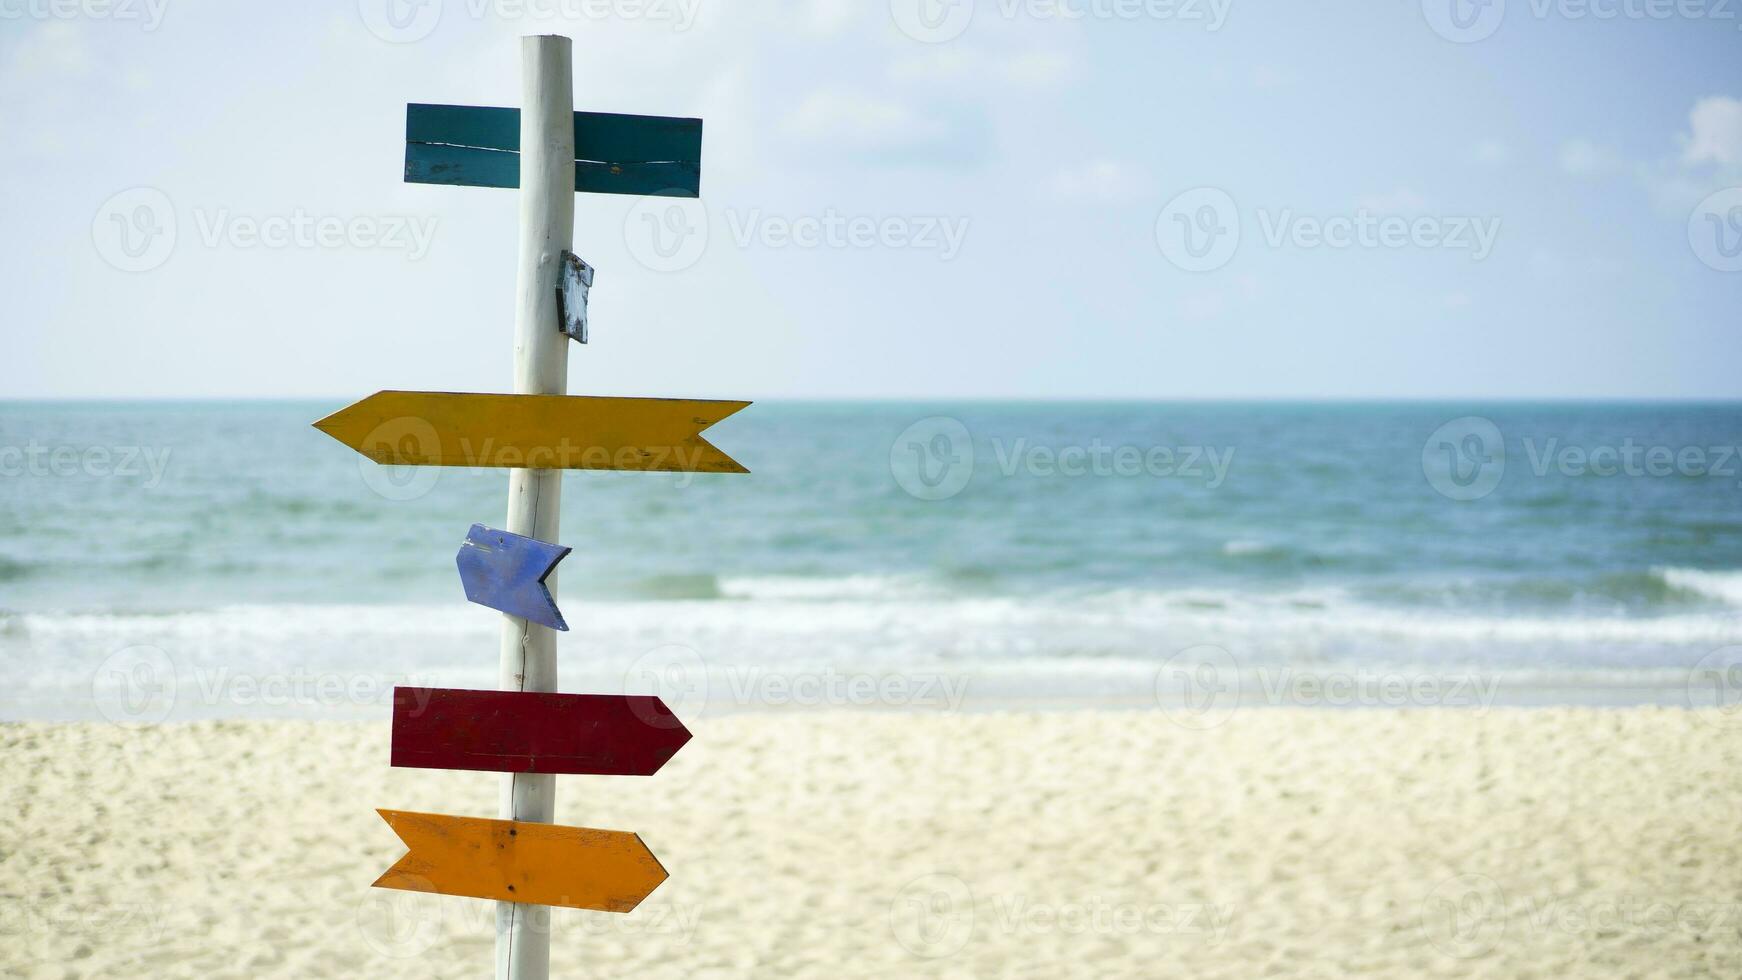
[716,573,935,601]
[4,584,1738,713]
[1656,567,1742,606]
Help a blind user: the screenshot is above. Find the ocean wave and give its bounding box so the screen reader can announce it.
[3,594,1736,720]
[716,574,937,601]
[1221,539,1277,557]
[1654,567,1742,606]
[5,587,1738,657]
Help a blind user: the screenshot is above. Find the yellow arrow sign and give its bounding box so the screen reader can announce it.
[372,809,668,912]
[313,390,749,473]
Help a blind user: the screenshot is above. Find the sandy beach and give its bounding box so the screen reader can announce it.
[2,707,1738,978]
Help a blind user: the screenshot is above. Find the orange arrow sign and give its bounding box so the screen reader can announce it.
[372,809,668,912]
[313,390,749,473]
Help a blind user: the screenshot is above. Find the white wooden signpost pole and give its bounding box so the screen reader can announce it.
[496,33,574,980]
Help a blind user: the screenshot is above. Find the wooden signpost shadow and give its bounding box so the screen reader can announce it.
[314,35,741,980]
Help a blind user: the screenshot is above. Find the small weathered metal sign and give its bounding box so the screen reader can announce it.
[557,251,593,343]
[456,524,570,630]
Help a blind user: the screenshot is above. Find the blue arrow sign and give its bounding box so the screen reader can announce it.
[456,524,571,631]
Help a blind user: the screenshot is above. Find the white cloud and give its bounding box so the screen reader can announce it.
[1048,159,1147,203]
[0,21,93,86]
[887,47,1073,88]
[1679,95,1742,167]
[1560,139,1620,177]
[802,0,858,36]
[781,89,946,151]
[1636,96,1742,214]
[1471,140,1508,168]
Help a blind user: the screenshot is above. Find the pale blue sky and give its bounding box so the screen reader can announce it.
[2,0,1739,399]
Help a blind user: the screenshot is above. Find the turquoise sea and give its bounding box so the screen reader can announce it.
[3,401,1740,719]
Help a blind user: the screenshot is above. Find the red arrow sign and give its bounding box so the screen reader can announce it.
[390,687,691,776]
